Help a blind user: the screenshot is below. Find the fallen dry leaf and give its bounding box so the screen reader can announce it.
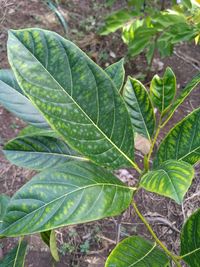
[135,134,151,155]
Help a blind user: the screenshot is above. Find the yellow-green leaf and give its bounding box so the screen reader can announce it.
[150,67,176,113]
[123,78,155,140]
[0,162,134,237]
[154,108,200,167]
[105,236,169,267]
[140,160,194,204]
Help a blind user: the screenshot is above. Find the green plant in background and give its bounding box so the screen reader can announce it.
[100,0,200,70]
[0,28,199,266]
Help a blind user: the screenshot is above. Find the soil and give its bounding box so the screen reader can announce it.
[0,1,200,266]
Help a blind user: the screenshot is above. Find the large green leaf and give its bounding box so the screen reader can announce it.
[0,240,27,267]
[140,160,194,204]
[0,162,134,237]
[3,133,85,170]
[0,195,10,230]
[154,108,200,167]
[163,72,200,123]
[0,69,49,128]
[105,236,169,267]
[181,208,200,267]
[7,28,136,170]
[123,77,155,140]
[150,67,176,113]
[105,59,125,92]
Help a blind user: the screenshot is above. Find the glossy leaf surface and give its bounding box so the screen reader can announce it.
[8,28,135,170]
[0,69,48,128]
[123,78,155,140]
[140,160,194,204]
[105,59,125,92]
[181,208,200,267]
[0,240,27,267]
[3,134,85,170]
[150,67,176,113]
[105,236,169,267]
[154,108,200,166]
[0,162,134,237]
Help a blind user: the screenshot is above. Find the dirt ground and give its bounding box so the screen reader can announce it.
[0,1,200,266]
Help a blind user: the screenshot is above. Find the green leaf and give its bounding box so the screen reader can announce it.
[0,69,49,128]
[182,0,192,9]
[154,108,200,166]
[105,235,169,267]
[128,27,156,57]
[123,77,155,140]
[41,230,60,262]
[100,9,137,35]
[164,72,200,123]
[140,160,194,204]
[0,195,10,230]
[0,69,22,94]
[7,28,136,170]
[0,162,134,237]
[181,208,200,267]
[0,240,27,267]
[41,230,51,247]
[18,125,56,138]
[105,59,125,92]
[150,67,176,113]
[3,134,85,170]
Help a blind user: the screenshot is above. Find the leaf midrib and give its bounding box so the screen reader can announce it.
[4,150,87,161]
[129,242,157,267]
[9,31,136,168]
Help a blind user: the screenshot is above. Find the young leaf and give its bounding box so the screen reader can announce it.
[0,195,10,230]
[181,208,200,267]
[164,72,200,123]
[105,235,169,267]
[3,134,85,170]
[140,160,194,204]
[100,9,137,35]
[0,70,49,128]
[0,240,27,267]
[154,108,200,167]
[7,28,136,170]
[105,59,125,92]
[0,162,134,237]
[123,78,155,140]
[150,67,176,113]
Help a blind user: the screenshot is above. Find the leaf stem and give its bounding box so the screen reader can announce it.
[146,123,161,169]
[132,200,181,267]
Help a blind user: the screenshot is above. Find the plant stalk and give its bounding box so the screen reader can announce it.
[132,200,181,267]
[146,124,161,169]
